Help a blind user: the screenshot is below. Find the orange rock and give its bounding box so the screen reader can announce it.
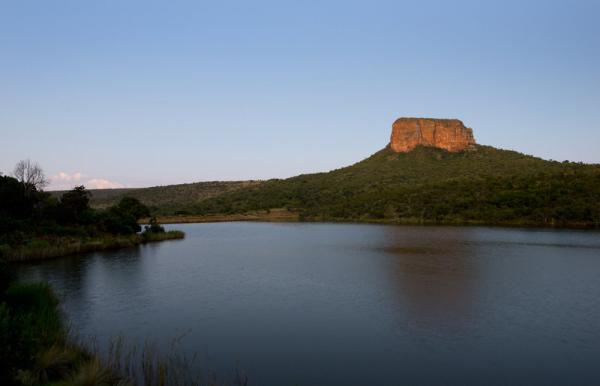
[390,118,476,152]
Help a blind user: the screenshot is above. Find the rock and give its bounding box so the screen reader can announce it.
[390,118,476,152]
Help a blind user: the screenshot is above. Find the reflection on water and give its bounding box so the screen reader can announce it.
[383,227,480,332]
[16,223,600,386]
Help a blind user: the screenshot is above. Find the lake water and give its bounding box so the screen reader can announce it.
[16,222,600,385]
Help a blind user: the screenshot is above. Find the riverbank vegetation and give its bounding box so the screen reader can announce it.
[1,161,184,262]
[0,259,243,385]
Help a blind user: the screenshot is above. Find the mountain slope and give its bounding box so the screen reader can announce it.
[79,181,262,212]
[188,145,600,227]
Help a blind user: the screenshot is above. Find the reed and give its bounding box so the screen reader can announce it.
[3,281,244,386]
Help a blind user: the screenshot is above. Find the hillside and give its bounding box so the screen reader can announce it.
[186,145,600,227]
[55,180,262,213]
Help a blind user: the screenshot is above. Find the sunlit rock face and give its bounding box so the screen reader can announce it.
[390,118,476,152]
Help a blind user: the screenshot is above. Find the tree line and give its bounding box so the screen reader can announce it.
[0,160,164,248]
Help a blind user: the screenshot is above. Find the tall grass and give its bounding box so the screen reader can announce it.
[1,280,245,386]
[101,336,248,386]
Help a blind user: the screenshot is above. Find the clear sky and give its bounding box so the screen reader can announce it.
[1,0,599,190]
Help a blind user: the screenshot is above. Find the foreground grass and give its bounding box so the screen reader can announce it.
[0,280,105,386]
[0,263,244,386]
[2,231,185,263]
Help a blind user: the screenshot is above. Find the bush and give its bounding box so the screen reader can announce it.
[143,217,165,234]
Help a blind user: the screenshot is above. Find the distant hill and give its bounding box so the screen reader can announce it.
[54,181,262,213]
[186,145,600,227]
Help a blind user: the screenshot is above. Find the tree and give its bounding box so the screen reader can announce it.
[116,197,150,220]
[58,186,91,224]
[0,175,36,220]
[100,208,141,234]
[12,160,48,192]
[99,198,150,235]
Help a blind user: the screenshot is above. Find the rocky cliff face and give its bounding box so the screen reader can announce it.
[390,118,476,152]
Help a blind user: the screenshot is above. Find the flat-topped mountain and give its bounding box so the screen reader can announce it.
[391,118,476,152]
[78,118,600,228]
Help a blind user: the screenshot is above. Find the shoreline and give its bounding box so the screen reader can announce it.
[7,214,597,264]
[4,231,185,263]
[144,210,600,231]
[141,208,300,224]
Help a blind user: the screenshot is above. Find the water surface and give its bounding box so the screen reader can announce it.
[16,223,600,385]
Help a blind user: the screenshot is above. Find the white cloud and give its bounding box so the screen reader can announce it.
[86,178,124,189]
[51,171,85,183]
[48,172,124,190]
[49,171,86,190]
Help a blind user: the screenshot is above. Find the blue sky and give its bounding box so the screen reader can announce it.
[1,0,599,189]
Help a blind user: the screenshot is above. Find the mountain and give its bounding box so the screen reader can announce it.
[390,117,476,152]
[70,118,600,228]
[185,118,600,228]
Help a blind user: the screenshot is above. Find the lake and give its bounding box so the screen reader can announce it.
[16,222,600,385]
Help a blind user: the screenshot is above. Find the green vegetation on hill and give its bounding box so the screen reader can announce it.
[186,146,600,227]
[75,180,262,213]
[45,145,600,228]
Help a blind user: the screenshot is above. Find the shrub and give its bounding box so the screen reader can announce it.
[143,217,165,234]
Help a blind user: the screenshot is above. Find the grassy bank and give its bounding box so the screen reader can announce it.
[145,211,598,230]
[0,256,242,386]
[0,278,114,386]
[0,280,233,385]
[143,208,299,224]
[2,231,185,263]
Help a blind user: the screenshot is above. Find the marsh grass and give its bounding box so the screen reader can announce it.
[140,230,185,243]
[100,335,249,386]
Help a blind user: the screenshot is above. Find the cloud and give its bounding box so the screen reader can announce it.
[49,171,85,190]
[50,171,84,183]
[86,178,124,189]
[48,172,124,190]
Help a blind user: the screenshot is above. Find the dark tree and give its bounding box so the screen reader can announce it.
[0,175,32,219]
[116,197,151,220]
[99,197,151,235]
[58,186,91,224]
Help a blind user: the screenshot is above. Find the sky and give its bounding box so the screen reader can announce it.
[1,0,599,190]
